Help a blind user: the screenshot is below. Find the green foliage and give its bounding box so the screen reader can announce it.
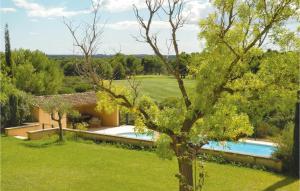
[0,72,16,103]
[293,101,299,177]
[74,83,92,92]
[60,76,93,94]
[273,122,294,171]
[95,60,113,79]
[228,51,299,137]
[141,55,165,74]
[41,97,73,117]
[198,153,267,171]
[75,122,89,131]
[156,98,186,135]
[171,52,190,78]
[12,49,63,95]
[113,62,126,80]
[193,103,253,141]
[4,24,12,77]
[41,96,74,141]
[155,134,174,160]
[125,55,143,75]
[1,91,33,128]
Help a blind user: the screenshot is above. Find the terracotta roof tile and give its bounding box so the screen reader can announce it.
[34,91,97,107]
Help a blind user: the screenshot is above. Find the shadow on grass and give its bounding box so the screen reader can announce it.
[22,136,65,148]
[263,177,298,191]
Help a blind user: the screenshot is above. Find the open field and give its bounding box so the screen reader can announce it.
[63,75,195,102]
[1,137,299,191]
[114,75,195,102]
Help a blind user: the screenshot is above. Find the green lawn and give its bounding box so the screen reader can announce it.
[116,75,195,102]
[62,75,195,101]
[1,137,299,191]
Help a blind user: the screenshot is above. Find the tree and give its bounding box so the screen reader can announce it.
[176,52,190,78]
[41,97,75,141]
[112,62,126,80]
[1,25,32,129]
[141,55,164,74]
[125,55,143,75]
[66,0,299,190]
[4,24,12,78]
[225,51,299,138]
[293,91,299,178]
[110,54,126,80]
[13,49,63,95]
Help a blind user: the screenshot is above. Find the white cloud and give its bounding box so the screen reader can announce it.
[13,0,90,18]
[102,0,212,24]
[0,8,17,13]
[102,0,145,12]
[106,20,198,31]
[183,0,213,24]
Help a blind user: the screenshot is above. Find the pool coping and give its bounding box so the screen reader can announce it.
[240,139,277,146]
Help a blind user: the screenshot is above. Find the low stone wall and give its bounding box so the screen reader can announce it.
[5,123,41,137]
[65,129,154,147]
[199,148,282,172]
[27,128,59,140]
[26,128,154,147]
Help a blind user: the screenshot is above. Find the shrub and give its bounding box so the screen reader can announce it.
[58,87,75,94]
[75,122,89,131]
[272,122,294,171]
[255,122,280,138]
[74,83,92,92]
[0,92,32,128]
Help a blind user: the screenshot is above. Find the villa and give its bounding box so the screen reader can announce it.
[5,92,119,137]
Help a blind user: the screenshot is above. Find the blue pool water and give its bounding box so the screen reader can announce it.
[202,141,275,157]
[117,132,154,141]
[117,132,276,157]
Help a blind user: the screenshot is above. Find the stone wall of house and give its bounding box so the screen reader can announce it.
[32,107,67,128]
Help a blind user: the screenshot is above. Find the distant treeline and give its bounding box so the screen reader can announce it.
[50,53,190,79]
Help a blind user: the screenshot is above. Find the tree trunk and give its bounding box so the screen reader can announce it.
[177,157,194,191]
[173,139,194,191]
[58,114,64,142]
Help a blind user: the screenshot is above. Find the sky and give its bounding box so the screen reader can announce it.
[0,0,213,55]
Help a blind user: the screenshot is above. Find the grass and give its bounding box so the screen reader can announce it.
[63,75,195,101]
[114,75,196,102]
[1,137,299,191]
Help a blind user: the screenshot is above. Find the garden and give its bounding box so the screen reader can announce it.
[1,0,300,191]
[2,136,299,191]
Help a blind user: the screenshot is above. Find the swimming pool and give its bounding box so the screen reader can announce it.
[202,141,275,157]
[91,126,276,158]
[117,132,154,141]
[116,131,276,157]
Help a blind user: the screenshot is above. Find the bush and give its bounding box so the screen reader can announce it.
[58,87,75,94]
[75,122,89,130]
[255,122,280,138]
[0,92,32,128]
[272,122,294,171]
[74,83,92,92]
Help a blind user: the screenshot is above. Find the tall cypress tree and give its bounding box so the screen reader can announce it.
[5,23,12,77]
